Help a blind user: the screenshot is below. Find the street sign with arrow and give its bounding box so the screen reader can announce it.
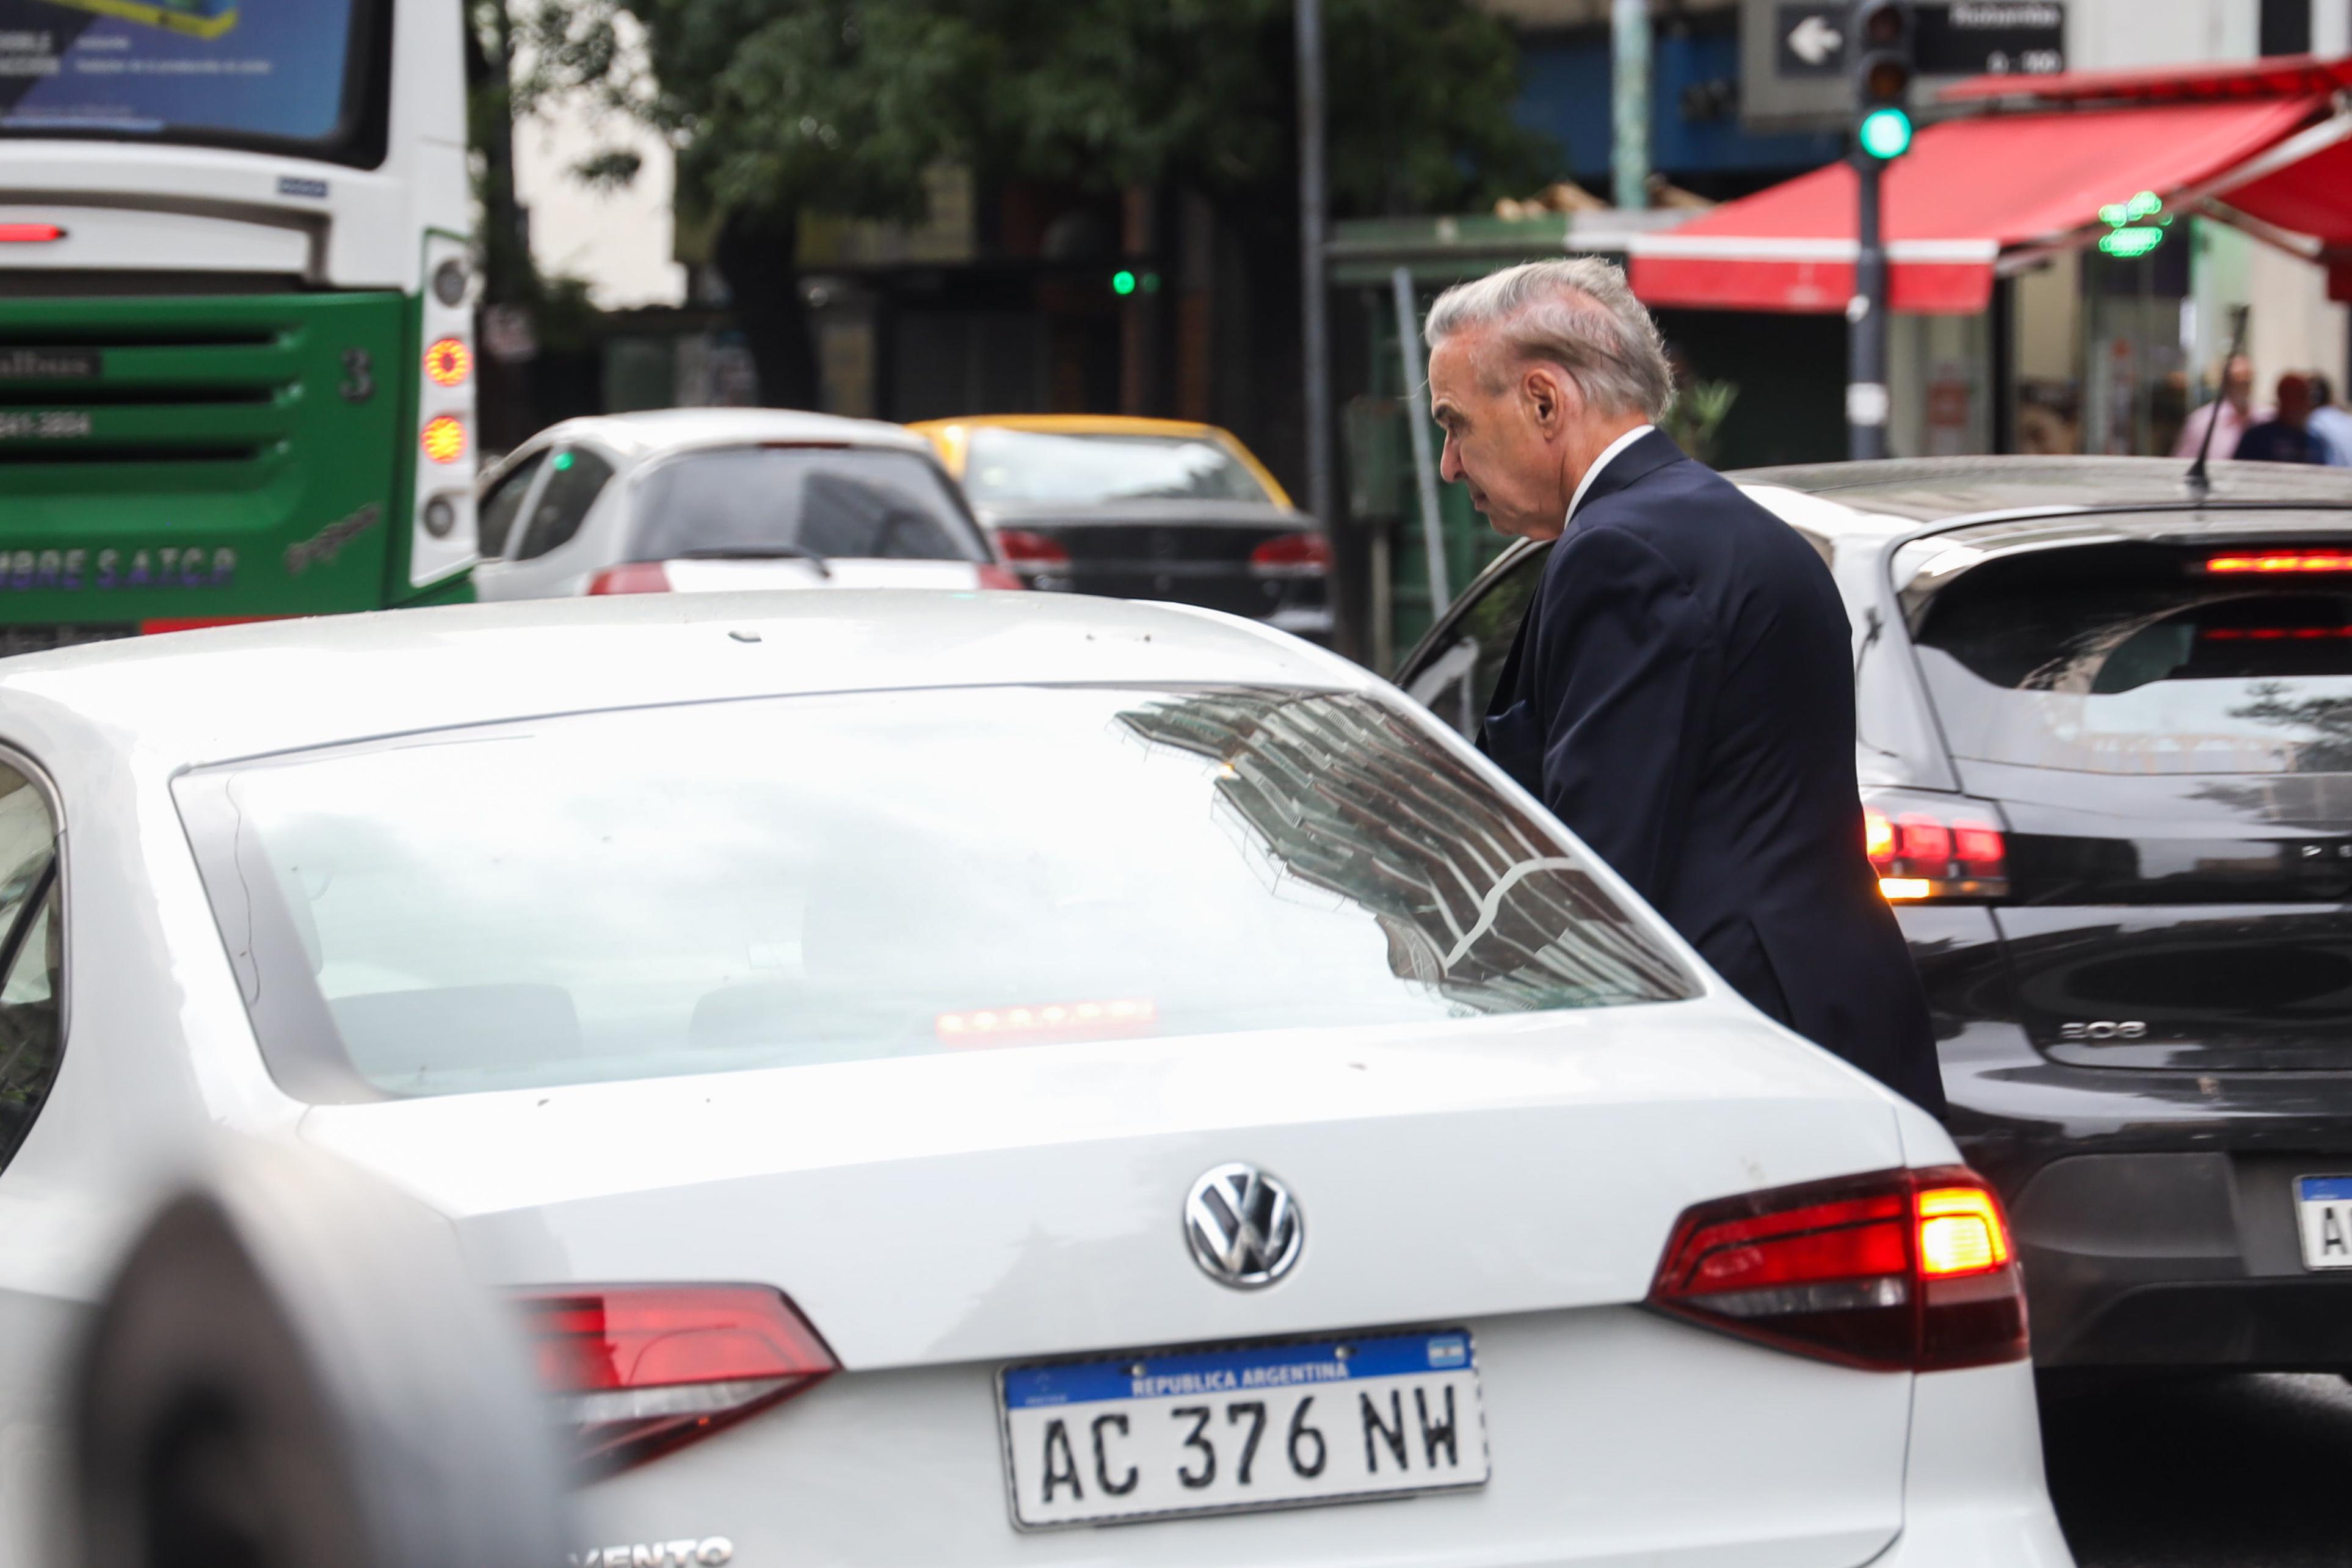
[1779,8,1847,74]
[1743,0,2066,130]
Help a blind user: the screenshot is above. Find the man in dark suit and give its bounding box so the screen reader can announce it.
[1423,258,1942,1114]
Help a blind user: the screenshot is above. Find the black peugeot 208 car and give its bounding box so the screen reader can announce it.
[1400,455,2352,1374]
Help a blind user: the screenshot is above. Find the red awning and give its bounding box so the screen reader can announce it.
[1628,95,2347,314]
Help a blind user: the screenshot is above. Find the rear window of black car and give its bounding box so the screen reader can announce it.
[1915,540,2352,774]
[629,446,987,563]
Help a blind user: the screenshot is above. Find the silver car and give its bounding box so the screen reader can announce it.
[472,408,1018,600]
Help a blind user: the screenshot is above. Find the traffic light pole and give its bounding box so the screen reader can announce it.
[1848,152,1889,462]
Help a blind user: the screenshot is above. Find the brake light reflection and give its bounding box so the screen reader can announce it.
[2202,625,2352,641]
[2206,553,2352,573]
[935,996,1158,1047]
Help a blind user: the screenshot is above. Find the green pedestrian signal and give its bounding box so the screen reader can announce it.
[1858,106,1913,161]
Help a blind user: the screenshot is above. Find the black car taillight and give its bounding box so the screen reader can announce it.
[1864,788,2009,902]
[1647,1166,2028,1373]
[1249,531,1332,578]
[516,1284,838,1472]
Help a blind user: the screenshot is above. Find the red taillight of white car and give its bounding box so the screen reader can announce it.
[1863,789,2009,902]
[1647,1166,2027,1372]
[1249,531,1332,578]
[517,1285,838,1470]
[589,562,672,595]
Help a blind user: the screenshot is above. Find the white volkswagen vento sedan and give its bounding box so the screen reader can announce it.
[0,592,2069,1567]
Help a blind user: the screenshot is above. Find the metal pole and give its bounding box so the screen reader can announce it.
[1390,266,1451,619]
[1848,154,1889,460]
[1298,0,1354,648]
[1611,0,1652,212]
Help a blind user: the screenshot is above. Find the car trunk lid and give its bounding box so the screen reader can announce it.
[1909,529,2352,1070]
[296,1007,1908,1371]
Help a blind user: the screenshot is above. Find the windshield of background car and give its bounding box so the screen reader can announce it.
[1913,537,2352,774]
[962,429,1274,507]
[0,0,384,163]
[627,446,988,563]
[176,685,1694,1102]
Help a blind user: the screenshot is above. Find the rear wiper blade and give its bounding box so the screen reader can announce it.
[666,545,832,577]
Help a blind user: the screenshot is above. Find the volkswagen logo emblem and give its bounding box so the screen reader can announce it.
[1185,1163,1303,1288]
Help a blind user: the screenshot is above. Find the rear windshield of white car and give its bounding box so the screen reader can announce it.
[1915,539,2352,774]
[962,429,1274,507]
[175,686,1694,1102]
[627,446,989,563]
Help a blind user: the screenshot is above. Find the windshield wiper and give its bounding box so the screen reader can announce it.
[665,544,832,578]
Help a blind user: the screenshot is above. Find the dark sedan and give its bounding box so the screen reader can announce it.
[912,416,1332,640]
[1399,454,2352,1376]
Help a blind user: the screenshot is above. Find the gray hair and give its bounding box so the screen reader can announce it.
[1423,258,1675,422]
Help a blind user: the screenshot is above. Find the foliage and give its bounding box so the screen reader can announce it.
[508,0,1553,225]
[1666,378,1740,468]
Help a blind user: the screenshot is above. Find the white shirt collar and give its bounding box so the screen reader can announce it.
[1566,424,1657,526]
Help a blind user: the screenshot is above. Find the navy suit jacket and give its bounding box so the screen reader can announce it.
[1478,430,1944,1114]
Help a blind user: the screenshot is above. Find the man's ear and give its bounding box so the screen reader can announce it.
[1522,364,1575,439]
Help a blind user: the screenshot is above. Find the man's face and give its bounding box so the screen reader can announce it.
[2278,375,2313,427]
[1428,330,1571,541]
[2224,355,2256,410]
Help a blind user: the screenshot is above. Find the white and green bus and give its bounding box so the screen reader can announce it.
[0,0,478,646]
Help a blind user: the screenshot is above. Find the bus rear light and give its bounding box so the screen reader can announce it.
[1647,1166,2026,1372]
[420,415,468,464]
[424,337,473,388]
[1864,790,2009,901]
[589,562,672,595]
[515,1285,837,1472]
[0,224,64,244]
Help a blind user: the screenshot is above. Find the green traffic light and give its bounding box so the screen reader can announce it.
[1111,270,1138,296]
[1858,106,1913,161]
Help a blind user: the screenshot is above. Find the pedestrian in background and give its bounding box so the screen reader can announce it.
[2173,352,2259,460]
[2306,373,2352,466]
[1421,258,1943,1114]
[2234,373,2327,464]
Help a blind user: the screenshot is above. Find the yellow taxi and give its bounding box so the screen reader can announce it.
[909,415,1330,638]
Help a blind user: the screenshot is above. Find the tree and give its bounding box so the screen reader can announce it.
[513,0,1551,415]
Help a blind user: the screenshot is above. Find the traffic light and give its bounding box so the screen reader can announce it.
[1852,0,1915,161]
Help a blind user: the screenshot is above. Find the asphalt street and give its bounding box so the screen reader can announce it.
[2043,1373,2352,1566]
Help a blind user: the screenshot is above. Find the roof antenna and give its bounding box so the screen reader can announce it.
[2187,303,2250,503]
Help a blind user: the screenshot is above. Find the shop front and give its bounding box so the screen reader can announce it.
[1627,56,2352,459]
